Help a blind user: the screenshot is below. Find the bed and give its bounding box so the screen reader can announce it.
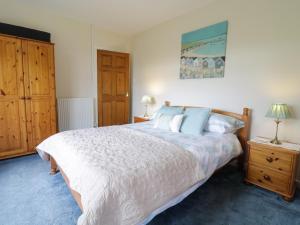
[37,105,251,225]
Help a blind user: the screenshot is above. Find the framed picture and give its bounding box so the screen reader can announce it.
[180,21,228,79]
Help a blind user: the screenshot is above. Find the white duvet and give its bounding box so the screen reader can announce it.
[37,126,207,225]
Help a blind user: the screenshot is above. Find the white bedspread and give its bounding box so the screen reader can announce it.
[37,126,207,225]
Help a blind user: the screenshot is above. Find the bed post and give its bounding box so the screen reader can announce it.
[50,156,58,175]
[164,101,171,106]
[238,107,251,171]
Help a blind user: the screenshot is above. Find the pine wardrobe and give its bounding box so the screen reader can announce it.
[0,34,57,159]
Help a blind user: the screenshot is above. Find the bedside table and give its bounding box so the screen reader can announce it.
[134,116,150,123]
[245,137,300,201]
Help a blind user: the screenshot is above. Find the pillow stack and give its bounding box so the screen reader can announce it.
[152,106,245,136]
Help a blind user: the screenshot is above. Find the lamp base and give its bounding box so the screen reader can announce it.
[144,104,149,118]
[270,137,281,145]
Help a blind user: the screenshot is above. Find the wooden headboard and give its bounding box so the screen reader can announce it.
[164,101,251,153]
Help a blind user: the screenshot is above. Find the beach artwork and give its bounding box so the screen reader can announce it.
[180,21,228,79]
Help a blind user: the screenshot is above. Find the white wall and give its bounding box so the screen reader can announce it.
[0,0,131,125]
[132,0,300,145]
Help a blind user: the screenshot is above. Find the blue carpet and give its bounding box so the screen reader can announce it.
[0,154,299,225]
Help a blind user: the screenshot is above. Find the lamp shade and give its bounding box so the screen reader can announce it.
[265,103,291,119]
[141,95,152,104]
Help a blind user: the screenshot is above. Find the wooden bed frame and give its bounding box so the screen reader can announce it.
[49,104,251,212]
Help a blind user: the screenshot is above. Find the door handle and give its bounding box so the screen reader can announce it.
[0,89,6,96]
[20,96,32,100]
[125,92,129,97]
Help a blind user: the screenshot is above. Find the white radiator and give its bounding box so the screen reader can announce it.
[57,98,94,131]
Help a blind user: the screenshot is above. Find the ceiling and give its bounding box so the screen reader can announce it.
[12,0,215,36]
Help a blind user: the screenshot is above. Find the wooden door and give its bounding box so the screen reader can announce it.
[22,40,57,151]
[0,35,28,158]
[97,50,130,126]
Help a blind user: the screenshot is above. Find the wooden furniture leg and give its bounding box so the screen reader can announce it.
[49,155,83,210]
[282,195,294,202]
[50,156,58,175]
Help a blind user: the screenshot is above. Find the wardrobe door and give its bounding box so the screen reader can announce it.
[22,40,57,151]
[0,36,28,158]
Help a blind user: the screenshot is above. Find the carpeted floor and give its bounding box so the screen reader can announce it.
[0,154,300,225]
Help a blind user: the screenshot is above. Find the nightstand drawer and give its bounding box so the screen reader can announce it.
[249,147,292,173]
[247,164,290,193]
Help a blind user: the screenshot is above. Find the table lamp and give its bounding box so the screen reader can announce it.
[265,103,291,144]
[141,95,153,117]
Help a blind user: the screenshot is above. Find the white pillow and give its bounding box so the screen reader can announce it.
[205,113,245,134]
[153,113,184,132]
[153,113,173,129]
[169,114,184,133]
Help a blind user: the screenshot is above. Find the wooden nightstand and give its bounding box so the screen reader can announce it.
[245,137,300,201]
[134,116,150,123]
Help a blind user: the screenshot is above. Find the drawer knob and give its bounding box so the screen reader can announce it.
[263,175,271,181]
[266,157,273,163]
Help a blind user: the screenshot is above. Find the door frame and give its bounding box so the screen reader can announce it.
[97,49,131,126]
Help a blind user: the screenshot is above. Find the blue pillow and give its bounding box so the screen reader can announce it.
[180,107,211,135]
[155,106,184,118]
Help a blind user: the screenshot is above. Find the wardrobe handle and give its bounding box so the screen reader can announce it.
[0,89,5,96]
[20,96,26,100]
[263,175,271,181]
[266,157,273,163]
[25,96,32,100]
